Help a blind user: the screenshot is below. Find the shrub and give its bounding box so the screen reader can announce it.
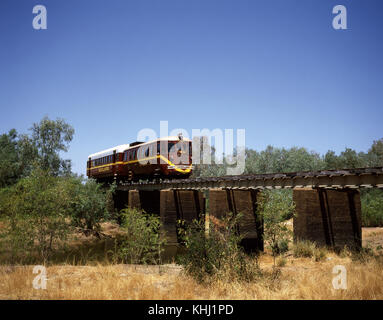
[257,190,295,266]
[293,240,316,258]
[178,213,261,283]
[293,240,327,261]
[115,208,165,265]
[276,256,287,267]
[313,247,328,262]
[0,167,72,263]
[361,189,383,227]
[66,177,111,237]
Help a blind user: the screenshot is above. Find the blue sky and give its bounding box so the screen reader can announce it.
[1,0,382,176]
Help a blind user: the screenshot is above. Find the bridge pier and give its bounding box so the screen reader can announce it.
[293,188,362,250]
[208,189,264,252]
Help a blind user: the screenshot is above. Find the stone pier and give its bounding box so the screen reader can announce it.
[293,188,362,250]
[208,189,264,252]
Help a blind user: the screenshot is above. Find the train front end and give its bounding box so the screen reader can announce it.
[160,136,193,179]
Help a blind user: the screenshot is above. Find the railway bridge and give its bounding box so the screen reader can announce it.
[114,167,383,252]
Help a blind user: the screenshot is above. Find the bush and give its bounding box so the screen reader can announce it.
[361,189,383,227]
[178,213,261,283]
[293,240,316,258]
[257,190,295,266]
[66,177,112,237]
[115,208,165,264]
[276,256,287,267]
[0,168,72,263]
[292,240,327,261]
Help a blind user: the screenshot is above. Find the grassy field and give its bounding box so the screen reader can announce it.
[0,224,382,300]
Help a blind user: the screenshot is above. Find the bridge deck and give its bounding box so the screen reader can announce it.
[117,167,383,191]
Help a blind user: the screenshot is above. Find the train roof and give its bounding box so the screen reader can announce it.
[88,144,131,159]
[88,136,192,159]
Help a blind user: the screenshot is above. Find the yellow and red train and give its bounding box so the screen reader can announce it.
[86,136,193,183]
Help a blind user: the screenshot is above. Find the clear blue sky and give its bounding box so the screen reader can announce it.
[1,0,382,176]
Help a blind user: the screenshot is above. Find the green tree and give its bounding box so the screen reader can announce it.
[337,148,365,169]
[257,190,295,267]
[116,208,165,264]
[0,129,20,188]
[367,138,383,166]
[30,116,74,175]
[0,167,72,263]
[67,177,111,237]
[324,150,340,169]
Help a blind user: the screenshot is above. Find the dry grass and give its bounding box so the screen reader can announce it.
[1,224,382,300]
[1,252,382,300]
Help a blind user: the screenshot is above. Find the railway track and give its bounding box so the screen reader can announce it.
[117,167,383,191]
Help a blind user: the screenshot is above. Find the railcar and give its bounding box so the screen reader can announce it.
[86,136,192,183]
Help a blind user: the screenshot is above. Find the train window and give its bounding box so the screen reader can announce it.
[145,147,149,157]
[157,142,160,154]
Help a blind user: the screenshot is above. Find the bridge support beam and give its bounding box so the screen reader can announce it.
[160,190,205,245]
[293,188,362,250]
[208,189,264,252]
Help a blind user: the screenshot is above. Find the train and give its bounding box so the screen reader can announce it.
[86,135,193,183]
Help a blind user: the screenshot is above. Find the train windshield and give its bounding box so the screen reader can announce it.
[168,141,190,154]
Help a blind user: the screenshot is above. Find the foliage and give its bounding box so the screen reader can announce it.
[30,116,74,175]
[245,146,324,174]
[0,117,74,188]
[257,190,295,266]
[0,129,20,188]
[67,177,111,237]
[0,167,72,263]
[178,213,261,283]
[361,189,383,227]
[115,208,165,264]
[292,240,327,261]
[292,240,316,258]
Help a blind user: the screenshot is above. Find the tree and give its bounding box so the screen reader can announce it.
[0,129,20,188]
[368,138,383,167]
[324,150,340,169]
[67,177,111,237]
[0,167,72,263]
[30,116,74,176]
[116,208,165,264]
[257,190,295,267]
[337,148,364,169]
